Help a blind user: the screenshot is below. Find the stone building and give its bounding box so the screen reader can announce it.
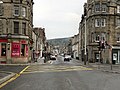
[33,27,46,59]
[71,34,79,59]
[79,0,120,64]
[0,0,34,63]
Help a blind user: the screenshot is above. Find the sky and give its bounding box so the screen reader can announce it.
[33,0,87,39]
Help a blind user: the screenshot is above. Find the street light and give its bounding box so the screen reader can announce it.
[84,16,87,65]
[0,1,3,4]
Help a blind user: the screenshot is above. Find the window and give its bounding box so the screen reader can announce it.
[117,33,120,41]
[101,19,106,27]
[14,5,19,16]
[11,43,20,57]
[0,20,3,33]
[117,5,120,13]
[102,4,107,12]
[0,3,3,16]
[95,3,100,12]
[21,44,25,56]
[93,33,100,42]
[1,43,6,56]
[95,19,101,27]
[94,33,100,42]
[116,18,120,26]
[95,18,106,27]
[14,21,19,34]
[22,22,26,35]
[101,33,106,41]
[94,33,106,42]
[96,35,100,41]
[22,7,26,17]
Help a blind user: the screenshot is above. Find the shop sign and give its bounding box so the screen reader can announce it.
[0,39,8,42]
[11,43,20,57]
[21,40,27,44]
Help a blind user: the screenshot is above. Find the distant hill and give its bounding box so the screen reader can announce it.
[47,37,70,46]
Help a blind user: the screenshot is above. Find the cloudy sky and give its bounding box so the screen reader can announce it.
[33,0,87,39]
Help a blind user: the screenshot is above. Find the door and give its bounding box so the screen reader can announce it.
[113,53,117,64]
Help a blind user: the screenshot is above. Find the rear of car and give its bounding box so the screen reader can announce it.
[64,55,71,61]
[50,55,56,60]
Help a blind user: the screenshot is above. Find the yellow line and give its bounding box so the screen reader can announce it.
[19,66,30,74]
[0,66,30,89]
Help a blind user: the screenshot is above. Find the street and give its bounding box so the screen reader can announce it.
[1,56,120,90]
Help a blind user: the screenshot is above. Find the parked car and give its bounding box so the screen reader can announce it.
[64,55,72,61]
[50,55,56,60]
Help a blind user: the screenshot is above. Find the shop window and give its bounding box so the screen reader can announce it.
[11,43,20,57]
[21,44,25,56]
[14,21,19,34]
[1,43,6,56]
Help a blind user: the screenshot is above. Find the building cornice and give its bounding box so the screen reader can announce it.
[0,34,29,39]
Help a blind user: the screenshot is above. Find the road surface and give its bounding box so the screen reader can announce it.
[1,56,120,90]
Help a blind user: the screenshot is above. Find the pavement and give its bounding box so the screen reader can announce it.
[74,59,120,74]
[0,71,15,84]
[0,58,120,86]
[0,57,48,86]
[0,64,28,86]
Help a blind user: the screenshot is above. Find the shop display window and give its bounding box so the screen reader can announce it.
[21,44,25,56]
[1,43,6,56]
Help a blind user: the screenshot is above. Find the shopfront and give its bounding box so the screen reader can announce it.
[0,38,30,64]
[112,47,120,64]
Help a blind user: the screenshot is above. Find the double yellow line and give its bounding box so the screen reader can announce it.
[0,66,29,89]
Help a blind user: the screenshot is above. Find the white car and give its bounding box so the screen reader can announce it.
[64,55,72,61]
[50,55,56,60]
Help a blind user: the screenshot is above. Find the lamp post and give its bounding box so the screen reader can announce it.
[84,16,87,65]
[0,1,3,4]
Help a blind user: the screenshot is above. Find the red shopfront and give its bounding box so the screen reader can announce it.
[0,39,29,63]
[11,41,28,57]
[11,40,29,63]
